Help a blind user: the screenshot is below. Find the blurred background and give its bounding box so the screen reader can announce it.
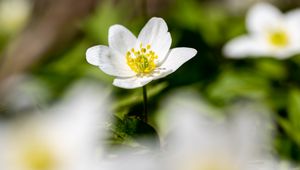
[1,0,300,164]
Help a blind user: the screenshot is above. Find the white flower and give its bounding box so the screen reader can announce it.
[86,17,197,89]
[0,0,32,34]
[158,90,278,170]
[0,82,109,170]
[223,3,300,59]
[164,112,274,170]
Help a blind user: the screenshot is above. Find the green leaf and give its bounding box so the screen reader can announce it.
[255,58,287,80]
[277,116,300,147]
[288,88,300,130]
[108,116,160,149]
[206,69,270,105]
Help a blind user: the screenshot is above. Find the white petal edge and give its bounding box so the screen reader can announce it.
[86,45,135,77]
[223,35,269,58]
[109,24,137,56]
[285,8,300,22]
[246,2,282,34]
[113,77,153,89]
[286,9,300,24]
[137,17,172,64]
[159,47,197,74]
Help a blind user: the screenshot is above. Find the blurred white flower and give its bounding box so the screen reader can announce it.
[86,17,197,89]
[224,0,277,13]
[158,90,281,170]
[0,0,32,34]
[223,3,300,59]
[0,82,109,170]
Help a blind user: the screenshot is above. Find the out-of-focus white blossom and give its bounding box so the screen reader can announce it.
[0,81,109,170]
[224,0,277,13]
[0,0,32,34]
[158,89,282,170]
[223,2,300,59]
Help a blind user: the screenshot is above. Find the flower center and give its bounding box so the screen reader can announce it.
[268,30,289,47]
[126,43,158,75]
[21,143,56,170]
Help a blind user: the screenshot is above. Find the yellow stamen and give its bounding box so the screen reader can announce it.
[268,30,289,47]
[126,44,158,75]
[21,143,56,170]
[141,48,146,53]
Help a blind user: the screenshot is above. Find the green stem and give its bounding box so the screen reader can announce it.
[142,85,148,122]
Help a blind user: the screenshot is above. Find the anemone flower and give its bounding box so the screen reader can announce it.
[158,90,281,170]
[223,2,300,59]
[86,17,197,89]
[0,82,108,170]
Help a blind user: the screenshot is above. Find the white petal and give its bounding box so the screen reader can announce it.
[113,76,153,89]
[223,35,269,58]
[286,9,300,24]
[159,47,197,73]
[155,32,172,65]
[270,9,300,58]
[138,17,168,46]
[109,24,137,55]
[285,9,300,45]
[247,2,282,34]
[137,17,172,64]
[86,45,109,66]
[86,45,135,77]
[269,47,299,59]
